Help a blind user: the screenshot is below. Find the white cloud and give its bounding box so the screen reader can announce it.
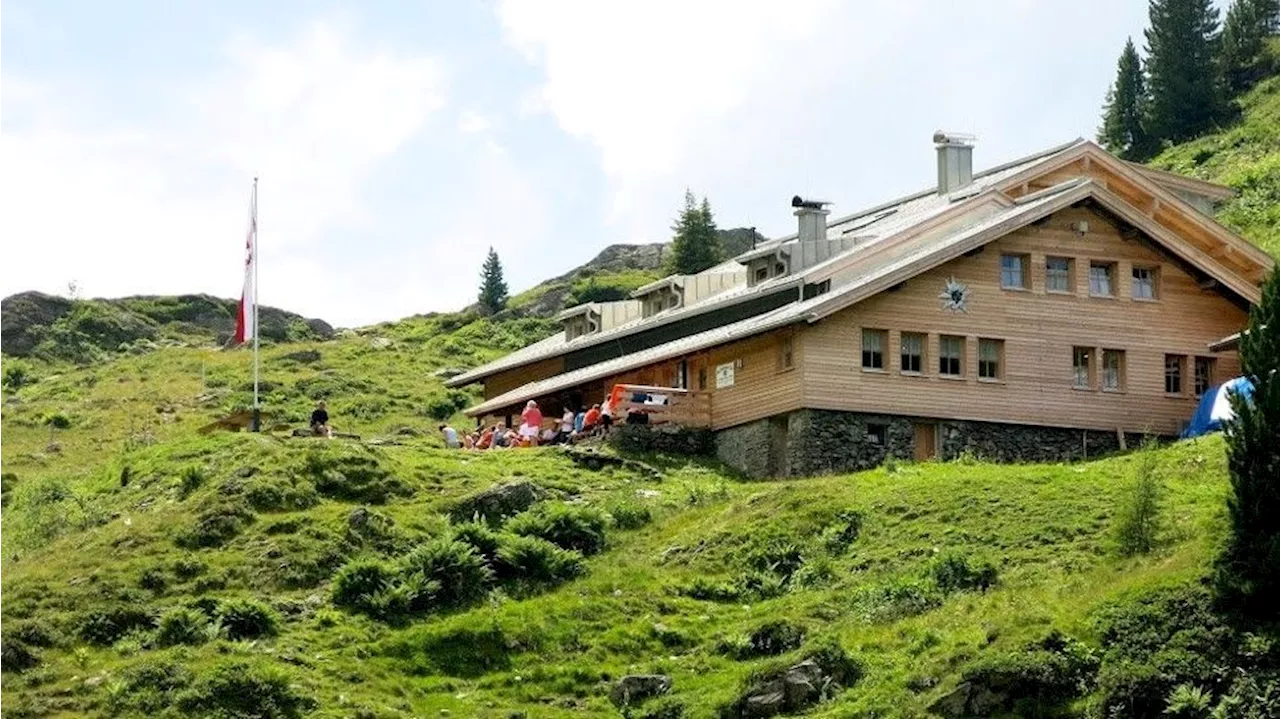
[457,110,494,134]
[0,18,448,326]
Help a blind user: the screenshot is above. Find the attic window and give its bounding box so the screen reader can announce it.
[754,266,769,283]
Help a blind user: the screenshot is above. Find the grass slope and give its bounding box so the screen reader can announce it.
[0,322,1256,716]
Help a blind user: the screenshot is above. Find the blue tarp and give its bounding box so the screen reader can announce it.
[1182,376,1255,438]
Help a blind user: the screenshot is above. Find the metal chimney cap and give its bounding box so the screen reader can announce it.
[933,130,977,146]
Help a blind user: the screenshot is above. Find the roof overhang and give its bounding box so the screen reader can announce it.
[631,275,686,298]
[554,303,599,321]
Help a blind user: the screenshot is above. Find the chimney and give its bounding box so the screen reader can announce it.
[934,131,975,195]
[791,195,832,269]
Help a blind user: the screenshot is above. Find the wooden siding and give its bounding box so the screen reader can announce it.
[484,356,565,400]
[801,205,1247,436]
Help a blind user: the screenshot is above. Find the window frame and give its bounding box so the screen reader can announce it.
[777,335,795,373]
[861,328,887,371]
[1045,256,1074,294]
[1072,346,1093,390]
[1101,349,1125,392]
[1000,253,1029,290]
[1164,354,1185,395]
[938,335,965,378]
[1132,266,1159,301]
[978,338,1004,381]
[1089,261,1116,298]
[866,423,889,446]
[1194,356,1215,397]
[900,331,925,375]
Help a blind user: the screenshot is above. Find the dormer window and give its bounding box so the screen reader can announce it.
[558,305,601,341]
[754,266,769,283]
[631,277,686,318]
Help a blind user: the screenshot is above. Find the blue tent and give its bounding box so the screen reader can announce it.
[1182,377,1255,438]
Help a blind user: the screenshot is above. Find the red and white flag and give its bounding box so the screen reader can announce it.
[233,187,257,345]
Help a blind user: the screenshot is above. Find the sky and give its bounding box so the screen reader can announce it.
[1,0,1160,327]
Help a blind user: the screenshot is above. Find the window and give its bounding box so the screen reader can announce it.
[939,335,964,377]
[778,336,795,371]
[866,423,888,445]
[1102,349,1125,391]
[978,339,1003,380]
[1000,254,1028,289]
[674,360,688,389]
[698,365,708,391]
[1194,357,1215,396]
[1073,347,1092,389]
[754,266,769,283]
[1046,256,1073,293]
[900,332,924,373]
[1165,354,1184,394]
[775,262,787,277]
[861,329,886,370]
[1132,266,1159,300]
[1089,262,1115,297]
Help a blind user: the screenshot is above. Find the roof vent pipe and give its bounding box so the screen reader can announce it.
[934,131,975,195]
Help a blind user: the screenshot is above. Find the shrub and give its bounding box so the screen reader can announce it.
[179,466,205,498]
[1112,446,1165,556]
[852,579,942,623]
[960,630,1099,716]
[243,476,319,512]
[741,534,806,582]
[78,605,156,645]
[139,566,169,593]
[494,534,586,586]
[215,598,279,640]
[395,623,512,678]
[176,660,312,719]
[423,390,470,421]
[451,522,503,562]
[332,559,395,611]
[1,635,39,673]
[400,538,494,608]
[608,501,653,530]
[1164,683,1213,719]
[156,607,209,647]
[820,510,863,553]
[172,557,208,581]
[506,505,607,555]
[676,576,741,602]
[8,619,59,648]
[113,658,194,715]
[176,500,255,548]
[718,620,806,659]
[300,451,411,504]
[2,360,34,391]
[792,555,837,589]
[932,552,999,593]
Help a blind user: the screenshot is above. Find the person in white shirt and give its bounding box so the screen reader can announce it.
[438,424,459,449]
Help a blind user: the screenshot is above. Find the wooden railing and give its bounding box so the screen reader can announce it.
[610,384,711,428]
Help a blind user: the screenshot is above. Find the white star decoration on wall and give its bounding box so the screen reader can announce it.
[939,277,970,313]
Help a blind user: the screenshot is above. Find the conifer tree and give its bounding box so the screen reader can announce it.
[1098,38,1152,160]
[1220,0,1280,96]
[477,247,509,316]
[667,190,722,275]
[1218,269,1280,616]
[1144,0,1225,143]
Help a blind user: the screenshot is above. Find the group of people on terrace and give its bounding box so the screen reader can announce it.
[439,399,613,450]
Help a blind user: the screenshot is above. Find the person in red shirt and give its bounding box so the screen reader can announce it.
[583,403,602,432]
[520,400,543,446]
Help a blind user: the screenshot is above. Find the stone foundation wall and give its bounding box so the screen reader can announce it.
[714,409,1159,477]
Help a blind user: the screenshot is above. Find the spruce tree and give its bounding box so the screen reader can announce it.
[1218,269,1280,616]
[1144,0,1225,144]
[477,247,509,316]
[667,190,722,275]
[1220,0,1279,96]
[1098,38,1152,160]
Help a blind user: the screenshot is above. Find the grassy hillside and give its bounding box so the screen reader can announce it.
[1149,65,1280,258]
[3,313,1276,717]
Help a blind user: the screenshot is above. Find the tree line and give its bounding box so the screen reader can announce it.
[1099,0,1279,160]
[475,190,729,315]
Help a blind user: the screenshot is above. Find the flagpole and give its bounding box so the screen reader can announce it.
[252,177,260,429]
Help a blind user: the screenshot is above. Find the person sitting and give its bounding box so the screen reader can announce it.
[491,422,510,449]
[310,401,332,438]
[476,427,494,450]
[520,400,543,447]
[540,425,559,445]
[582,404,602,434]
[559,406,575,441]
[463,432,476,450]
[439,423,459,449]
[574,408,586,433]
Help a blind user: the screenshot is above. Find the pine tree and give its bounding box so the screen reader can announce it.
[1144,0,1225,144]
[666,190,722,275]
[1098,38,1152,160]
[477,247,509,316]
[1218,269,1280,616]
[1220,0,1279,96]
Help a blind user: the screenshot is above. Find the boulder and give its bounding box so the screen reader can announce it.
[730,653,856,718]
[449,481,542,523]
[927,681,1007,718]
[608,674,672,707]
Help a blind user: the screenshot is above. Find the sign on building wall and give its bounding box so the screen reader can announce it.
[715,362,736,388]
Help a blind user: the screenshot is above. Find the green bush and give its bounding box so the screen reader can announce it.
[332,559,395,610]
[506,505,607,555]
[852,579,942,623]
[676,576,741,602]
[393,623,512,678]
[608,501,653,530]
[494,534,585,585]
[1112,447,1165,556]
[216,598,279,640]
[112,658,195,714]
[423,390,470,421]
[741,534,806,582]
[451,521,503,562]
[960,630,1098,716]
[1,635,39,673]
[820,510,863,553]
[718,620,806,659]
[8,619,59,648]
[1164,683,1213,719]
[176,660,313,718]
[300,451,411,504]
[78,605,156,645]
[177,500,255,548]
[399,538,494,608]
[932,552,999,593]
[139,567,169,594]
[242,476,319,512]
[2,360,34,391]
[172,557,208,581]
[179,466,205,498]
[156,607,209,647]
[792,555,837,589]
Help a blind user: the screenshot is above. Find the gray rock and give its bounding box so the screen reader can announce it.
[928,682,972,717]
[449,481,542,523]
[782,659,825,706]
[741,683,786,718]
[609,674,672,707]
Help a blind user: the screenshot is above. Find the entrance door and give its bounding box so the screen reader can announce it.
[913,422,938,461]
